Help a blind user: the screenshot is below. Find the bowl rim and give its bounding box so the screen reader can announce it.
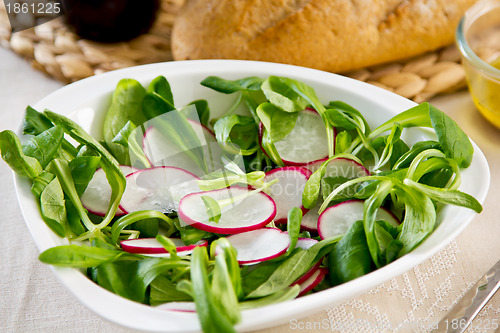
[14,59,491,332]
[456,0,500,80]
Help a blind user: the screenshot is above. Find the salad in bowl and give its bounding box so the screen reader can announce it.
[0,60,488,332]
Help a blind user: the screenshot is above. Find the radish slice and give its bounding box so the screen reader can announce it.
[300,202,321,232]
[318,199,400,240]
[264,166,312,224]
[324,157,370,178]
[271,108,333,166]
[219,228,290,264]
[155,302,196,313]
[295,237,319,250]
[178,186,276,234]
[296,267,328,296]
[301,158,370,230]
[121,238,208,257]
[81,165,136,216]
[292,261,322,286]
[119,166,200,214]
[142,120,223,177]
[305,157,370,178]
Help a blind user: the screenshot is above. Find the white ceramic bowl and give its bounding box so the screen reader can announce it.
[14,60,490,332]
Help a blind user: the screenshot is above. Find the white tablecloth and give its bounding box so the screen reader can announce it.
[1,47,500,333]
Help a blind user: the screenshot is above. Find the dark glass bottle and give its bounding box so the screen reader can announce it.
[63,0,160,42]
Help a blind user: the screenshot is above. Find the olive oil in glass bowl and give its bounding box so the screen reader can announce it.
[457,0,500,128]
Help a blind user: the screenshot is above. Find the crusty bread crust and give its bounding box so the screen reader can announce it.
[171,0,478,73]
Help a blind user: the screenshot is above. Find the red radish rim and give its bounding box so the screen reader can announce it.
[155,302,197,313]
[83,166,137,217]
[304,157,371,177]
[178,187,277,234]
[120,238,208,254]
[264,165,313,178]
[258,108,336,166]
[118,165,200,214]
[317,199,400,239]
[325,157,370,177]
[238,245,287,265]
[298,267,328,297]
[292,260,322,285]
[223,227,290,264]
[299,207,320,232]
[264,166,312,224]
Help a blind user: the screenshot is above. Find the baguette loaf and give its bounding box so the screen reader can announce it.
[171,0,478,73]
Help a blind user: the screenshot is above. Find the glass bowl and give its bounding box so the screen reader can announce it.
[457,0,500,128]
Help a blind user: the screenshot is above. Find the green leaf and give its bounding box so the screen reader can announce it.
[428,104,474,168]
[213,114,258,155]
[335,131,352,154]
[261,77,335,155]
[212,238,244,300]
[201,195,222,223]
[150,275,192,306]
[403,178,482,213]
[69,155,101,196]
[111,121,151,168]
[111,210,175,245]
[156,235,179,259]
[256,102,299,142]
[259,127,284,166]
[239,285,300,310]
[190,247,237,333]
[22,126,64,169]
[97,257,190,304]
[201,76,264,94]
[31,171,54,197]
[210,240,241,324]
[47,158,97,232]
[261,76,309,112]
[39,244,137,267]
[103,78,147,164]
[369,103,433,139]
[287,207,303,254]
[373,122,403,170]
[148,75,174,106]
[187,99,210,127]
[0,130,43,179]
[363,180,394,268]
[321,176,356,202]
[40,177,67,237]
[22,106,53,135]
[302,165,326,209]
[393,140,441,170]
[328,220,374,285]
[396,185,436,255]
[44,110,127,229]
[247,237,339,298]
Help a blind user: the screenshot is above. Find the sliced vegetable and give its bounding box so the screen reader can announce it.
[121,238,208,257]
[218,228,290,265]
[81,166,136,216]
[266,109,333,165]
[264,166,312,223]
[318,199,400,240]
[143,120,222,176]
[296,267,327,296]
[178,186,276,234]
[119,166,200,214]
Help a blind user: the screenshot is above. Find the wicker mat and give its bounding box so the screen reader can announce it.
[0,0,466,103]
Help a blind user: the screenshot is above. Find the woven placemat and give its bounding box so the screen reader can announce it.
[0,0,466,103]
